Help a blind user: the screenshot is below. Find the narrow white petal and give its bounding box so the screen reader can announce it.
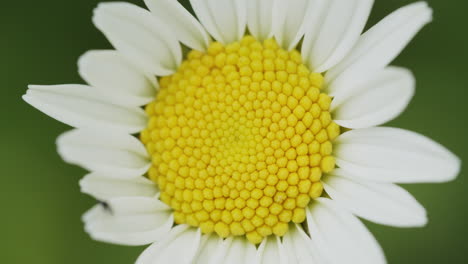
[332,67,415,129]
[207,238,232,264]
[272,0,312,50]
[23,85,147,133]
[80,172,158,201]
[257,236,287,264]
[244,239,258,264]
[93,2,182,78]
[300,0,331,65]
[307,198,386,264]
[193,234,226,264]
[196,237,254,264]
[323,171,427,227]
[83,197,173,246]
[78,50,156,107]
[144,0,210,51]
[326,2,432,95]
[190,0,247,44]
[247,0,274,41]
[335,127,461,183]
[57,129,151,179]
[282,224,322,263]
[302,0,374,73]
[136,225,201,264]
[225,238,258,264]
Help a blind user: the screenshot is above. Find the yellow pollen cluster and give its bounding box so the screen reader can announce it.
[141,36,340,244]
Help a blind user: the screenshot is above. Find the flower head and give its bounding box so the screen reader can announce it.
[24,0,460,263]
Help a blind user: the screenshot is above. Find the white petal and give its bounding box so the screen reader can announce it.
[307,198,386,264]
[93,2,182,78]
[244,240,258,264]
[83,197,173,246]
[196,237,256,264]
[323,171,427,227]
[57,129,151,178]
[332,67,415,129]
[80,172,157,201]
[302,0,374,73]
[282,224,322,263]
[23,85,147,133]
[335,127,461,183]
[225,238,258,264]
[257,236,287,264]
[193,234,226,264]
[190,0,247,44]
[144,0,210,51]
[78,50,156,107]
[272,0,312,50]
[136,225,201,264]
[327,2,432,95]
[299,0,330,63]
[247,0,274,41]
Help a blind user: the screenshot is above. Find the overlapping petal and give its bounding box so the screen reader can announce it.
[57,129,151,178]
[332,67,415,129]
[334,127,461,183]
[302,0,374,73]
[80,172,158,201]
[306,198,386,264]
[272,0,312,50]
[93,2,182,78]
[327,2,433,95]
[224,238,257,264]
[247,0,274,41]
[144,0,210,51]
[282,224,322,263]
[78,50,156,107]
[193,235,226,264]
[136,225,201,264]
[256,236,288,264]
[323,171,427,227]
[83,197,173,246]
[23,85,147,133]
[189,0,247,44]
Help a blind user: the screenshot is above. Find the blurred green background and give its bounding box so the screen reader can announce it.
[1,0,466,263]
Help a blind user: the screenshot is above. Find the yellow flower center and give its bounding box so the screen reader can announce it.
[140,36,340,244]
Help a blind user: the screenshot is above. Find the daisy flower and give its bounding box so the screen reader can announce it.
[23,0,461,263]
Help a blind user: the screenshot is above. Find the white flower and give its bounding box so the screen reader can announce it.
[23,0,460,263]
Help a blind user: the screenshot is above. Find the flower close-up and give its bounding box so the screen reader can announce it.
[22,0,461,263]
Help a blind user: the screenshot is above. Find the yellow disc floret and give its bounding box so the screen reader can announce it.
[140,36,340,244]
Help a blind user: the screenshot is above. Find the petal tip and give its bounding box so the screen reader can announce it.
[446,153,462,182]
[77,50,93,69]
[78,176,89,193]
[22,94,30,103]
[413,1,434,22]
[26,84,44,91]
